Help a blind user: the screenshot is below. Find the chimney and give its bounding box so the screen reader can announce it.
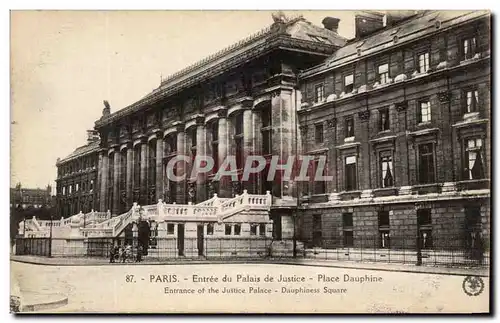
[322,17,340,33]
[355,11,385,38]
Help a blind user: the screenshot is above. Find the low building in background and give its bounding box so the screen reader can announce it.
[10,183,54,209]
[55,130,100,218]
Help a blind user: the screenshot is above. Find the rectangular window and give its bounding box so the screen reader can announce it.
[234,224,241,236]
[418,143,435,184]
[378,63,389,84]
[380,154,394,188]
[259,223,266,236]
[345,156,357,191]
[225,224,232,235]
[314,84,324,103]
[312,158,327,195]
[312,214,322,247]
[417,52,430,73]
[417,209,433,249]
[207,223,214,235]
[465,138,485,180]
[378,211,390,248]
[342,213,354,247]
[315,124,324,144]
[262,107,272,127]
[344,74,354,93]
[345,117,354,138]
[250,223,258,236]
[167,223,175,235]
[462,36,477,60]
[379,108,390,131]
[465,89,479,114]
[465,206,482,250]
[418,100,431,123]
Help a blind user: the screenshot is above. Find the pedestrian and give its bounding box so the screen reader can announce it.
[136,244,143,263]
[110,244,118,263]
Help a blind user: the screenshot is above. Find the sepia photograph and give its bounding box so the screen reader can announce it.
[9,7,491,314]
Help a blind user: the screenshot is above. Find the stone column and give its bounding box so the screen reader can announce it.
[270,89,295,198]
[217,109,230,198]
[140,138,148,206]
[126,143,133,209]
[97,151,103,211]
[99,149,108,212]
[195,116,207,202]
[156,132,164,202]
[176,123,186,203]
[242,98,255,193]
[112,147,121,215]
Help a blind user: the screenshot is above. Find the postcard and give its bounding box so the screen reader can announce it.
[10,10,491,314]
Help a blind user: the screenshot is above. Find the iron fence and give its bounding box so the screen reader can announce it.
[14,237,296,260]
[13,235,489,268]
[301,235,489,268]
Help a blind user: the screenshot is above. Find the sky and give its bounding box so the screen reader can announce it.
[10,10,356,192]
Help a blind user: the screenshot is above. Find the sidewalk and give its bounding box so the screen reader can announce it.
[10,255,488,277]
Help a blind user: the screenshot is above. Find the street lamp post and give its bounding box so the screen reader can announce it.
[48,213,53,257]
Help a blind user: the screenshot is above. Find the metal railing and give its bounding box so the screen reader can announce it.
[14,234,488,268]
[301,236,489,268]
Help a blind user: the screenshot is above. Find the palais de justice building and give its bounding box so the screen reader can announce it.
[55,10,490,250]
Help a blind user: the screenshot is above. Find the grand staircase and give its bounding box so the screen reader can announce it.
[20,191,273,239]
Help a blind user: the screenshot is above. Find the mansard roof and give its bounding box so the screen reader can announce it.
[300,10,490,79]
[95,16,347,128]
[57,140,100,166]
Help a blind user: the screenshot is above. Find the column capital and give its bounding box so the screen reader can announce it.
[240,96,254,109]
[438,91,452,104]
[216,108,228,119]
[195,115,205,126]
[154,129,164,138]
[327,118,337,128]
[395,101,408,112]
[172,121,185,133]
[358,110,370,122]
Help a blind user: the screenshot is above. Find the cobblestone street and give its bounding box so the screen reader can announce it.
[11,261,489,313]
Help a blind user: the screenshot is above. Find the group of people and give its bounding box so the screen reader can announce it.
[109,243,144,263]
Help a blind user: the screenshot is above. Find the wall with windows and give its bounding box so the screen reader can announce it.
[300,199,490,250]
[298,14,490,197]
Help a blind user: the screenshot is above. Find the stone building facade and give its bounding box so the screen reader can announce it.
[297,10,491,251]
[55,130,100,218]
[10,183,54,209]
[91,15,348,240]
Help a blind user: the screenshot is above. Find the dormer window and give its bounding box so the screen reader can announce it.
[378,63,389,84]
[417,52,430,73]
[314,84,324,103]
[344,74,354,93]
